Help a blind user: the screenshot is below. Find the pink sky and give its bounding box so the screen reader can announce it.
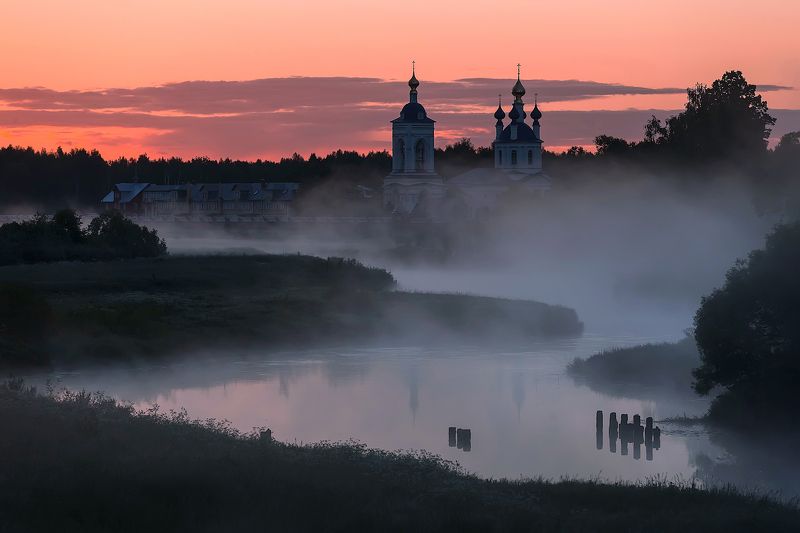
[1,0,798,159]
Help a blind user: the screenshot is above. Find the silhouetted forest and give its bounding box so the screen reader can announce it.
[0,71,798,212]
[0,210,166,265]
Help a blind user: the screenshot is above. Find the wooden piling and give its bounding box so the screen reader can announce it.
[448,426,457,447]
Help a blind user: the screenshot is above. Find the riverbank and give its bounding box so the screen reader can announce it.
[0,254,583,369]
[0,380,796,532]
[567,336,699,393]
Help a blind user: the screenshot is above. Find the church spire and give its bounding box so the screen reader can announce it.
[408,61,419,103]
[512,63,526,102]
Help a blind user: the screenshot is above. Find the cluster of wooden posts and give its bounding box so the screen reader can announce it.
[448,426,471,452]
[596,410,661,461]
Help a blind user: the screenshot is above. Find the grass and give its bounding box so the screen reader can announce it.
[1,380,798,532]
[0,254,583,369]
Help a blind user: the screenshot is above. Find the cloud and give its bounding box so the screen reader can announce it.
[0,77,796,159]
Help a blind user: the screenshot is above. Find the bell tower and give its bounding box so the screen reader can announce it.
[383,63,445,216]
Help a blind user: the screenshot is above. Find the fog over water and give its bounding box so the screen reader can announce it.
[31,176,800,496]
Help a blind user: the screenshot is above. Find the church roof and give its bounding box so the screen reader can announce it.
[495,122,541,143]
[392,102,435,123]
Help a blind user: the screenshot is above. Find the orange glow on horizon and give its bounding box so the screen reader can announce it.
[1,0,798,159]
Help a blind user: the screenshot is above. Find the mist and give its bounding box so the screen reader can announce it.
[152,171,772,339]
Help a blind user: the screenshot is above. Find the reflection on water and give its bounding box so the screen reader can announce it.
[448,426,471,452]
[25,334,800,498]
[596,411,662,461]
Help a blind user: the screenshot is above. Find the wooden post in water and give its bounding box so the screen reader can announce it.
[609,412,618,454]
[596,410,603,432]
[448,426,457,447]
[462,429,471,452]
[456,429,464,449]
[653,427,661,449]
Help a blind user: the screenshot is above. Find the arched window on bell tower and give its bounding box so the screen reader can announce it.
[396,138,405,171]
[415,139,425,171]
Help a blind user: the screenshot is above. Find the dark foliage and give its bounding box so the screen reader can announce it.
[693,222,800,426]
[0,255,584,368]
[568,336,700,390]
[1,381,798,532]
[0,285,52,366]
[0,209,166,265]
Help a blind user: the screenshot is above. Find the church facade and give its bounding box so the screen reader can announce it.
[383,66,551,218]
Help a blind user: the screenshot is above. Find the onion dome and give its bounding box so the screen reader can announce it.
[512,64,526,99]
[408,61,419,92]
[508,105,520,121]
[512,78,526,99]
[531,103,542,122]
[494,95,505,120]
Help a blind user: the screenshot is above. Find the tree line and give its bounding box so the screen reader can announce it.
[0,71,797,211]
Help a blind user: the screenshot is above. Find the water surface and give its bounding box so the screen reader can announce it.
[35,334,731,486]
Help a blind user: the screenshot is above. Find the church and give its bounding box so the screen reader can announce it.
[383,65,551,218]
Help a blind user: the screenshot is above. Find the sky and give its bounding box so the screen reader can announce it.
[0,0,798,160]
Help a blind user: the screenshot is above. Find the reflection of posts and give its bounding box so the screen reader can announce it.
[645,417,654,461]
[452,427,472,452]
[633,418,643,460]
[596,410,603,450]
[601,411,661,461]
[609,412,618,454]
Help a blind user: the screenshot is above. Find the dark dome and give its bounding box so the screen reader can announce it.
[397,102,433,123]
[496,122,540,143]
[494,104,506,120]
[508,106,520,120]
[408,73,419,91]
[512,78,526,98]
[531,103,542,121]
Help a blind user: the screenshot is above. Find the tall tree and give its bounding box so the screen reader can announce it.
[664,71,775,160]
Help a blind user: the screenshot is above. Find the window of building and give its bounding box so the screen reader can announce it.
[396,139,405,170]
[415,140,426,171]
[511,150,517,165]
[527,150,533,165]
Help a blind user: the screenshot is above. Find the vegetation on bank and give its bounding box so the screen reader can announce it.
[0,254,581,369]
[1,380,797,533]
[567,335,699,391]
[569,221,800,434]
[693,221,800,428]
[0,209,166,265]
